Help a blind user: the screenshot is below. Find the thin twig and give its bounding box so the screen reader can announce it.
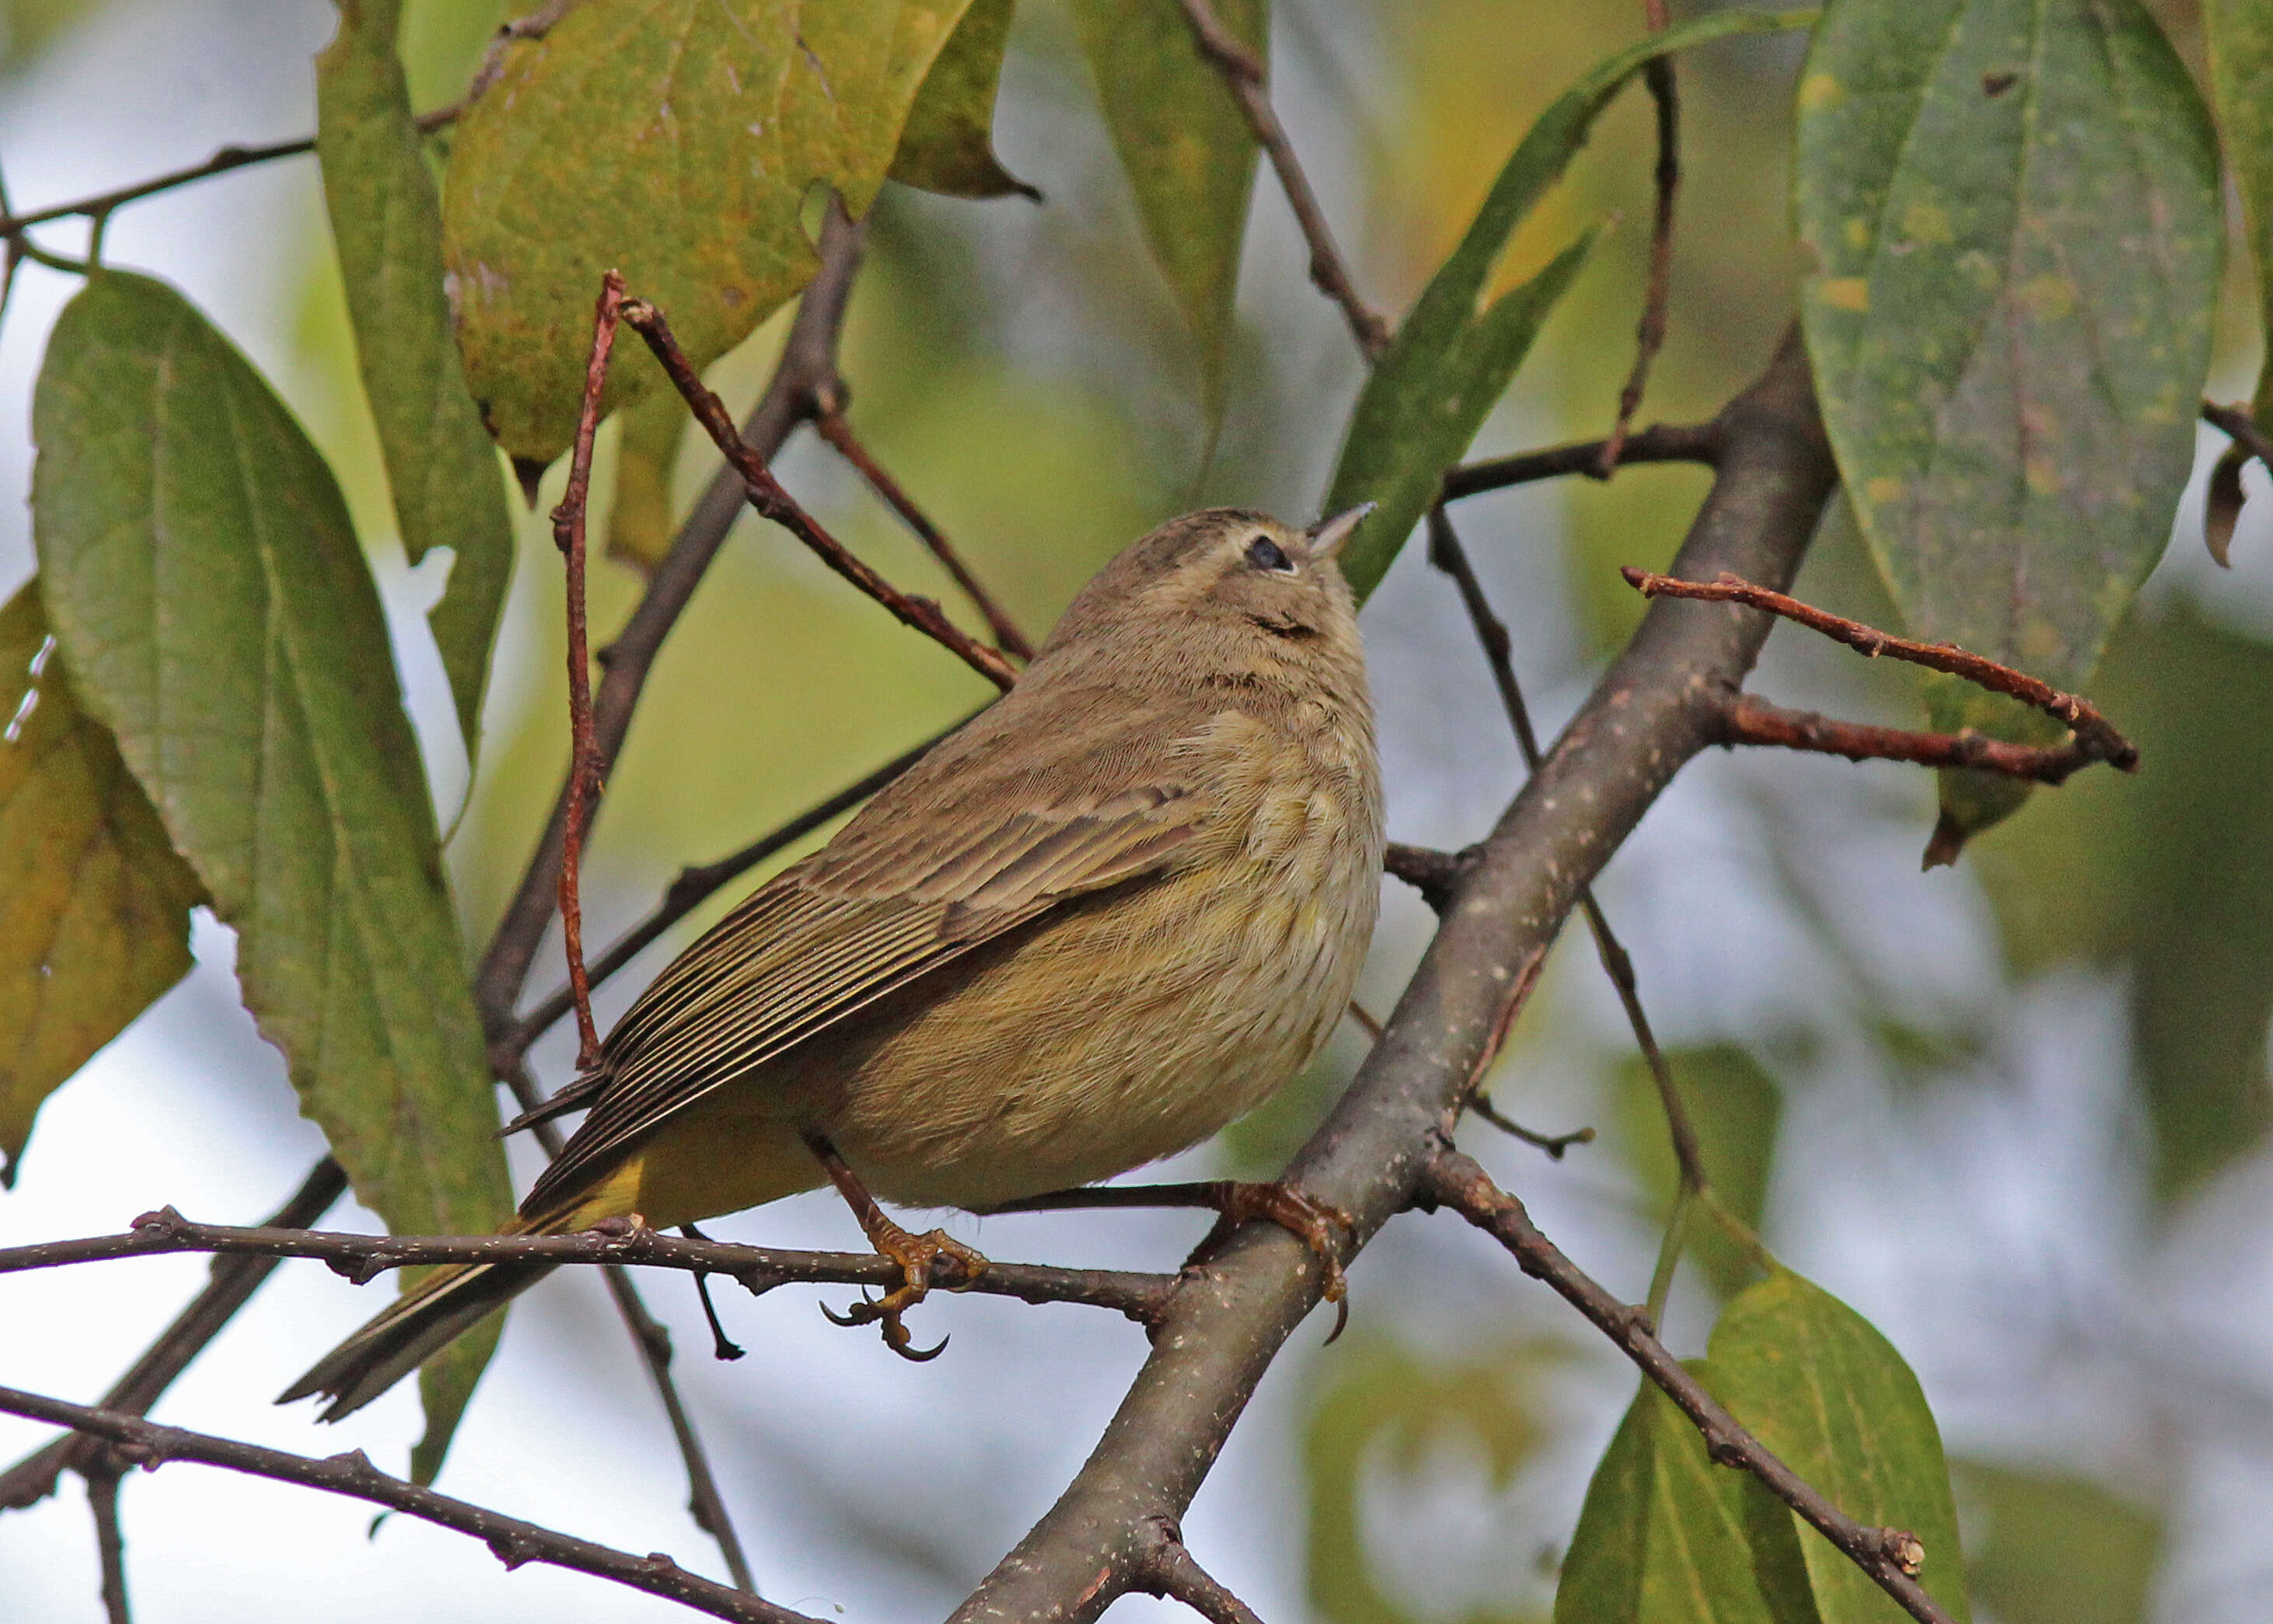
[812,409,1037,662]
[0,1386,820,1624]
[1173,0,1390,358]
[1428,508,1710,1195]
[500,718,971,1063]
[470,202,868,1034]
[0,106,459,237]
[552,271,627,1068]
[1601,54,1679,473]
[85,1458,131,1624]
[618,297,1018,691]
[1622,567,2139,770]
[0,1209,1172,1324]
[1715,693,2118,784]
[1443,419,1723,498]
[2203,397,2273,470]
[1381,841,1477,913]
[1466,1096,1595,1159]
[1423,1150,1950,1624]
[0,1158,347,1510]
[1136,1521,1267,1624]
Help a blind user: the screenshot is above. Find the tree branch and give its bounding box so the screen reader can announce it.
[1600,53,1679,473]
[1421,1149,1947,1623]
[1622,568,2139,770]
[1133,1519,1268,1624]
[948,327,1838,1622]
[1441,418,1723,499]
[0,1386,822,1624]
[1714,693,2118,784]
[84,1456,131,1624]
[1173,0,1390,358]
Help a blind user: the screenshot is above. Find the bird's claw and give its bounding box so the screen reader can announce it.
[819,1224,987,1362]
[1202,1182,1356,1338]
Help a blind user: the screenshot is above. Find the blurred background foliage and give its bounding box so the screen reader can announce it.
[1,0,2269,1620]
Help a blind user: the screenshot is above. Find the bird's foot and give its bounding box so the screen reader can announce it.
[1192,1181,1356,1308]
[820,1214,989,1362]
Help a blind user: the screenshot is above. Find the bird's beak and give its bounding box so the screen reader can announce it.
[1305,501,1375,561]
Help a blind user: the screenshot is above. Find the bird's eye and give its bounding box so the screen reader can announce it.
[1245,536,1293,572]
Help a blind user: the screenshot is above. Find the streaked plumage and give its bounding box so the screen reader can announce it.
[284,506,1382,1420]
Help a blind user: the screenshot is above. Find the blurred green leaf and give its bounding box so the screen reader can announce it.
[1793,0,2221,851]
[2208,0,2273,427]
[1556,1369,1816,1624]
[443,0,976,465]
[1307,1337,1558,1624]
[1329,5,1815,602]
[0,581,204,1187]
[603,386,688,575]
[31,271,512,1481]
[1954,1462,2160,1624]
[317,0,515,755]
[1617,1044,1780,1297]
[1071,0,1263,418]
[1708,1270,1971,1623]
[892,0,1036,201]
[1974,600,2273,1199]
[0,0,106,66]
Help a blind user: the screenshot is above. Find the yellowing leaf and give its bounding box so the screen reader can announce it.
[891,0,1036,201]
[0,581,203,1186]
[442,0,976,465]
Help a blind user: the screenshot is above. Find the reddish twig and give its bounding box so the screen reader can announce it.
[1423,1149,1950,1624]
[1623,567,2139,770]
[551,271,626,1068]
[617,298,1018,692]
[0,1385,817,1624]
[812,409,1037,661]
[1173,0,1390,358]
[1601,52,1679,473]
[1715,693,2118,784]
[1443,419,1723,498]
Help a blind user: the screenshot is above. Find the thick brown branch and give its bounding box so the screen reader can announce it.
[618,298,1018,691]
[1716,693,2115,784]
[950,329,1836,1623]
[1442,419,1723,499]
[1622,567,2139,770]
[0,1158,347,1511]
[1423,1150,1947,1624]
[812,409,1036,661]
[0,1386,819,1624]
[1173,0,1390,358]
[0,1210,1171,1324]
[470,203,867,1032]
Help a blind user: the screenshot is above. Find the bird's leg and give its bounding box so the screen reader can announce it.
[983,1181,1356,1307]
[678,1224,745,1361]
[801,1130,988,1362]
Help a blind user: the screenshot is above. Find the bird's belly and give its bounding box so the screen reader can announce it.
[792,861,1374,1210]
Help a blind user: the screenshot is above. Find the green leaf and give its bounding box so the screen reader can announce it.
[1556,1369,1817,1624]
[1954,1463,2160,1624]
[316,0,515,756]
[1616,1044,1781,1297]
[1973,600,2273,1198]
[1708,1270,1970,1623]
[443,0,977,465]
[890,0,1036,201]
[1328,6,1817,602]
[31,271,512,1479]
[2208,0,2273,428]
[603,385,688,575]
[0,580,204,1186]
[1794,0,2222,848]
[1070,0,1264,416]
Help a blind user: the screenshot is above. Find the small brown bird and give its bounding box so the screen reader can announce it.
[284,504,1383,1418]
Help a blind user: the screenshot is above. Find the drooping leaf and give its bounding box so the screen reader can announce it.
[1954,1462,2160,1624]
[1707,1270,1971,1622]
[0,580,204,1186]
[891,0,1036,201]
[1070,0,1265,417]
[1973,600,2273,1199]
[1556,1368,1816,1624]
[443,0,977,465]
[317,0,516,756]
[1616,1044,1781,1297]
[1329,6,1817,602]
[603,386,689,575]
[1794,0,2222,851]
[2205,0,2273,565]
[31,271,512,1480]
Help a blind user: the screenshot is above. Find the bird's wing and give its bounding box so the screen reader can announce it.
[521,701,1224,1214]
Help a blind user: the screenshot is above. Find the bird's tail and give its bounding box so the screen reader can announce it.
[278,1214,559,1423]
